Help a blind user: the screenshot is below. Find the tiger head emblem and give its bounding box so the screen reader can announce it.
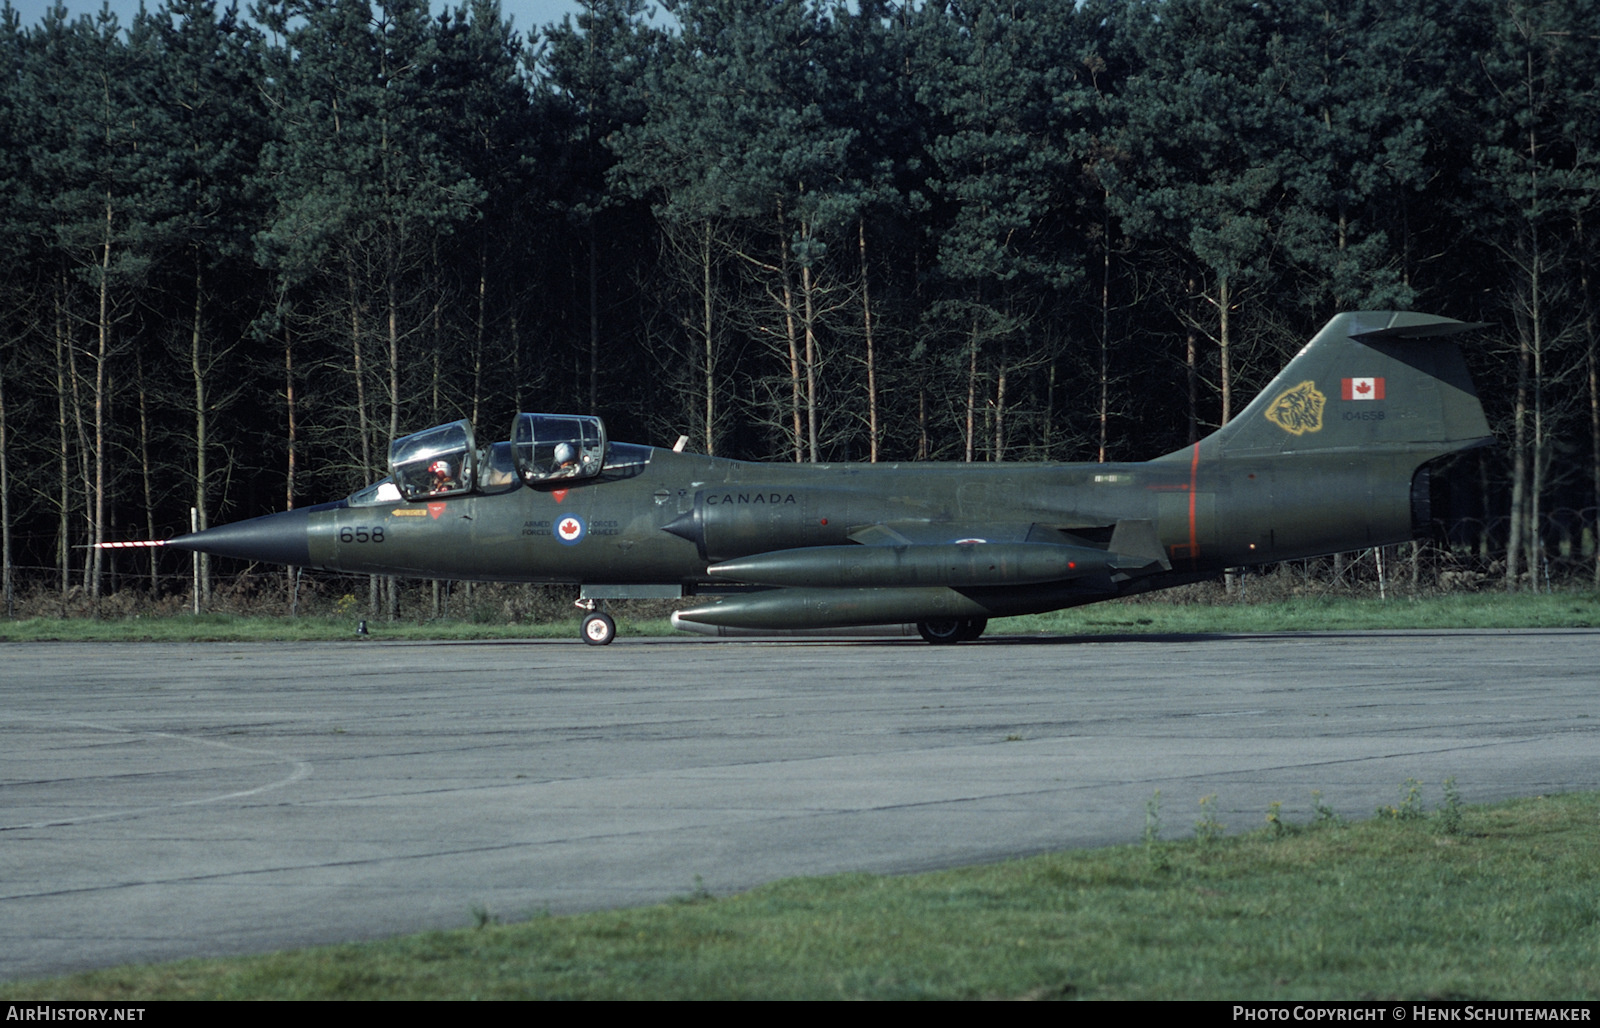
[1264,380,1325,436]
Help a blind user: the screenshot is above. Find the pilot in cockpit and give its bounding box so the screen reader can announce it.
[553,442,580,476]
[429,459,456,493]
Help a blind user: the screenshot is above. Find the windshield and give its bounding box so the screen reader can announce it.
[347,478,403,507]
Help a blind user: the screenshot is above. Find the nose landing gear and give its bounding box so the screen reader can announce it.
[576,597,617,645]
[582,611,617,646]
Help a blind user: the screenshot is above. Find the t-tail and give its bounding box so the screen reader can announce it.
[1156,311,1495,563]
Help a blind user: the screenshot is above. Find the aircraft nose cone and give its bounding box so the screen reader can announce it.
[166,508,313,566]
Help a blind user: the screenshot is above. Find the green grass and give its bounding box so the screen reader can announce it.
[3,590,1594,641]
[5,792,1597,999]
[0,612,678,642]
[996,590,1600,636]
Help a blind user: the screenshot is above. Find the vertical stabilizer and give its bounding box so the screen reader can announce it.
[1169,312,1492,462]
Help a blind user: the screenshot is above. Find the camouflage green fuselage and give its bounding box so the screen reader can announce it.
[174,313,1493,632]
[305,444,1425,593]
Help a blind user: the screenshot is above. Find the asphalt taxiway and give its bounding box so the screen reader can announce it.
[2,629,1597,981]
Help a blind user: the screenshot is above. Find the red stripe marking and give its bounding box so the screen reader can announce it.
[1188,443,1200,559]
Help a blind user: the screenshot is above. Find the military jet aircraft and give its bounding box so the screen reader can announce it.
[145,311,1492,644]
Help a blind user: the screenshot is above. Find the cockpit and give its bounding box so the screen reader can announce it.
[346,413,650,507]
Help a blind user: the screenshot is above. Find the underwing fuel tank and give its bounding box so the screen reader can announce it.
[707,542,1125,589]
[672,586,1003,632]
[672,577,1119,632]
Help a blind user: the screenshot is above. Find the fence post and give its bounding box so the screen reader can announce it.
[191,507,199,615]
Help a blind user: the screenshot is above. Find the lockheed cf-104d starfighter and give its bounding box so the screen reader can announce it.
[139,312,1493,644]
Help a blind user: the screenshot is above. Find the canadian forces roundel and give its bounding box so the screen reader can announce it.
[554,514,586,546]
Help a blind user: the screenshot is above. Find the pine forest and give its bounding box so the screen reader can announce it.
[1,0,1597,614]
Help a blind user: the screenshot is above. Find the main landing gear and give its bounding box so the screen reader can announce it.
[916,617,987,644]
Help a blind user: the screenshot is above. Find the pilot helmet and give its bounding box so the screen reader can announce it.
[430,459,452,476]
[554,442,577,466]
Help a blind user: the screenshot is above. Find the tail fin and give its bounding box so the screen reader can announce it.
[1175,312,1493,461]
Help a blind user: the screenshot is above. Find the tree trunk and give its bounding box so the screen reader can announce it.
[1505,311,1531,592]
[1585,220,1599,587]
[701,222,716,456]
[1217,274,1233,427]
[992,335,1008,462]
[347,270,377,620]
[284,319,298,609]
[387,274,401,447]
[191,264,211,606]
[92,197,113,601]
[917,387,928,461]
[1590,325,1599,587]
[1185,276,1199,445]
[801,255,819,464]
[588,222,600,415]
[53,279,72,595]
[0,356,11,617]
[1098,200,1111,463]
[136,353,158,598]
[68,320,93,594]
[965,308,979,462]
[1218,278,1236,595]
[474,245,487,428]
[858,217,878,462]
[778,219,802,463]
[348,269,372,476]
[1529,274,1545,592]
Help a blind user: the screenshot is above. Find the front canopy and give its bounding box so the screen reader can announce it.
[388,420,478,500]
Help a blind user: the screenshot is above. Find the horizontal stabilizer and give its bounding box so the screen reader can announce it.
[1107,519,1171,573]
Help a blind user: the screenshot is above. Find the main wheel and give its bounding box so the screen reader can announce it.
[581,612,617,646]
[917,619,966,644]
[917,618,985,644]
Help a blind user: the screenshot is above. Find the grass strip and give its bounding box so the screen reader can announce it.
[0,612,613,642]
[5,791,1597,1000]
[2,591,1596,642]
[1000,590,1600,636]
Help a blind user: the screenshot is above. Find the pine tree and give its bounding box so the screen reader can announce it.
[143,0,269,604]
[912,0,1089,461]
[1110,0,1295,434]
[24,6,164,598]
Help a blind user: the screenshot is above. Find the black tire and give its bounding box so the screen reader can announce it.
[581,612,617,646]
[959,617,988,641]
[917,619,966,644]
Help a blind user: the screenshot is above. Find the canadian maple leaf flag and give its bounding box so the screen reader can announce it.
[1342,377,1385,400]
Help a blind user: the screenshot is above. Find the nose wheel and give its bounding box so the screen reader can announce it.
[581,611,617,646]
